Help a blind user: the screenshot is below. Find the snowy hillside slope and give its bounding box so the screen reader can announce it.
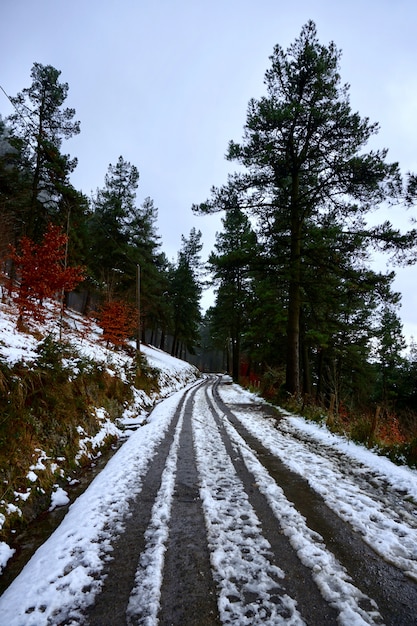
[0,300,200,574]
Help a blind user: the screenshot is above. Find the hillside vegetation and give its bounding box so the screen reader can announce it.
[0,295,199,566]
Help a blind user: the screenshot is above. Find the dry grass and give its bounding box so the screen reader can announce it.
[0,335,152,543]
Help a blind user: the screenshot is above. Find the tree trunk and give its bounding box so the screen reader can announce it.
[29,93,47,237]
[286,280,300,395]
[232,335,240,382]
[316,348,324,404]
[160,329,166,351]
[171,335,177,357]
[286,181,302,395]
[301,339,312,396]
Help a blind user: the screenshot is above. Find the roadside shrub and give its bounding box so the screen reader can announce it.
[260,367,286,402]
[8,223,84,324]
[349,417,374,446]
[97,300,137,348]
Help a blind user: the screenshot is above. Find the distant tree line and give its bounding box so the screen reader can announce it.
[0,62,202,357]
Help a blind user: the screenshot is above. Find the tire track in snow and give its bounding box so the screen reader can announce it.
[193,382,310,625]
[127,382,221,625]
[275,413,417,532]
[125,399,184,624]
[157,389,221,625]
[212,413,381,623]
[204,380,384,625]
[212,379,417,625]
[86,379,204,626]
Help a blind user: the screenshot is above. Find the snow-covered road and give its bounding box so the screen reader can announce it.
[1,375,417,625]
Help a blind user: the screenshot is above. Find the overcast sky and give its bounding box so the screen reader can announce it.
[2,0,417,341]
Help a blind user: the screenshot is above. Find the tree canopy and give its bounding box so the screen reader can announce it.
[194,20,416,395]
[7,62,80,238]
[2,42,417,425]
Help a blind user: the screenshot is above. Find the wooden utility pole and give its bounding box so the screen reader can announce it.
[136,264,141,354]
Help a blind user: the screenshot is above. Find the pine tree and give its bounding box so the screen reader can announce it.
[373,304,406,408]
[299,216,397,405]
[195,21,415,395]
[7,63,80,238]
[169,228,203,357]
[208,203,258,380]
[0,118,33,255]
[88,156,140,296]
[125,196,166,340]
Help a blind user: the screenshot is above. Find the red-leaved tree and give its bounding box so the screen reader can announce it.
[97,300,137,348]
[9,223,85,323]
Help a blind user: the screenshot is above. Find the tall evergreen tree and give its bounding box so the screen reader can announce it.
[373,304,406,408]
[169,228,203,357]
[0,117,32,256]
[87,158,173,346]
[208,202,257,380]
[195,21,415,395]
[299,215,398,404]
[125,196,166,340]
[88,156,140,296]
[7,63,80,238]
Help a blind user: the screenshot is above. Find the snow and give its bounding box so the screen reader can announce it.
[0,301,200,578]
[49,486,70,512]
[0,302,197,396]
[0,544,14,577]
[0,385,198,625]
[193,388,303,625]
[210,398,382,624]
[26,471,38,483]
[1,302,417,623]
[217,385,417,584]
[0,309,39,364]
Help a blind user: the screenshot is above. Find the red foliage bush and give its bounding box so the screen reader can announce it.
[8,223,85,322]
[378,414,407,445]
[97,300,137,348]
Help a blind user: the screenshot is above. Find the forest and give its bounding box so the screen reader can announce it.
[2,21,417,462]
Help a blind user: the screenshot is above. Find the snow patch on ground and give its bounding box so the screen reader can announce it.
[0,302,200,575]
[0,386,194,624]
[193,387,304,625]
[49,487,70,512]
[218,384,417,583]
